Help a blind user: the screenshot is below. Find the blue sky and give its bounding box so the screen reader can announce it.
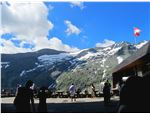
[1,2,150,53]
[45,2,150,48]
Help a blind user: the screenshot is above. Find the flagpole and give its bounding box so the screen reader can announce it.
[134,34,138,76]
[134,36,136,45]
[134,27,140,46]
[134,37,138,76]
[134,31,138,75]
[133,27,140,76]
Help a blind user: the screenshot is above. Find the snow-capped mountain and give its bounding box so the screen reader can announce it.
[1,41,148,91]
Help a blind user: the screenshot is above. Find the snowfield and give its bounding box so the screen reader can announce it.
[38,53,73,65]
[117,56,123,64]
[136,40,148,49]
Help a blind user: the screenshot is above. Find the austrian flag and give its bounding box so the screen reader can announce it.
[134,27,141,37]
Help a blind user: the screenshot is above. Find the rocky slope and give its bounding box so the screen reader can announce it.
[1,41,148,92]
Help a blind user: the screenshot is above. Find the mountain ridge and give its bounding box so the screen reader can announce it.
[1,41,148,91]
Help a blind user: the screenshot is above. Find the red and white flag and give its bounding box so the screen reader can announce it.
[134,27,141,37]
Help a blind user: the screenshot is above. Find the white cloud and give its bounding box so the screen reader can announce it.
[70,1,85,10]
[0,37,80,54]
[48,37,80,52]
[64,20,81,36]
[31,37,80,52]
[1,2,53,42]
[1,2,80,54]
[0,39,33,54]
[96,39,115,47]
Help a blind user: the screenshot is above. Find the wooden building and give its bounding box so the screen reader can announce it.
[112,41,150,88]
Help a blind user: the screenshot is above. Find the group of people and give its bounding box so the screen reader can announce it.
[14,80,112,112]
[14,80,48,113]
[118,74,150,112]
[68,81,112,105]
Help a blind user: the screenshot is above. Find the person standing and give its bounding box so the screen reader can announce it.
[69,83,76,102]
[14,80,35,112]
[15,84,22,96]
[76,88,81,98]
[91,84,96,98]
[37,87,48,112]
[118,76,143,112]
[103,80,111,106]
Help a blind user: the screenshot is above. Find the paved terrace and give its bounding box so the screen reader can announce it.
[1,96,119,113]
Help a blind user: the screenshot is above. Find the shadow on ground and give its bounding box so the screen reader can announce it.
[1,100,119,113]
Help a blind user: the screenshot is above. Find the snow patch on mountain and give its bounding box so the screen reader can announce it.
[136,41,148,49]
[108,47,122,55]
[26,68,36,73]
[51,71,61,78]
[1,62,10,69]
[38,53,73,65]
[1,62,10,64]
[78,52,96,60]
[69,59,77,65]
[103,46,112,51]
[20,69,36,77]
[20,70,26,77]
[101,58,106,68]
[117,56,123,64]
[5,64,10,68]
[20,65,45,77]
[48,83,56,89]
[35,62,39,65]
[37,64,45,68]
[102,69,106,78]
[77,49,110,61]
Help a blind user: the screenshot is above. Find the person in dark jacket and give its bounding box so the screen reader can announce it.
[37,87,48,112]
[103,80,111,106]
[118,76,143,112]
[14,80,35,112]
